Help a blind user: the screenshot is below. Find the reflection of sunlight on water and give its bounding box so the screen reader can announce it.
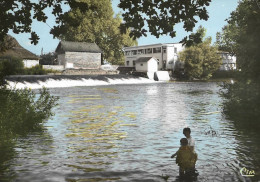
[6,83,260,182]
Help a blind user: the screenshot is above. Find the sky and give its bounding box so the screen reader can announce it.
[9,0,239,56]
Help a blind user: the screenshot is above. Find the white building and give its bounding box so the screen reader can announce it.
[135,57,158,72]
[218,52,236,71]
[124,43,185,71]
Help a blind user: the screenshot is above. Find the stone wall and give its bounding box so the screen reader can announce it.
[65,52,101,69]
[63,69,119,75]
[43,65,64,71]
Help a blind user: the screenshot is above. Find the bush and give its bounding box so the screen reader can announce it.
[0,57,24,84]
[0,87,59,137]
[220,80,260,129]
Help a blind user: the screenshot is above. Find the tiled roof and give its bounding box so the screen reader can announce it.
[55,41,102,53]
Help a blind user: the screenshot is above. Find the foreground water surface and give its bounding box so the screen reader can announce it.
[1,82,260,181]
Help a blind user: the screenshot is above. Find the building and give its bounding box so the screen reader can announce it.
[218,52,236,71]
[124,43,185,71]
[135,57,158,72]
[0,35,39,68]
[55,41,102,69]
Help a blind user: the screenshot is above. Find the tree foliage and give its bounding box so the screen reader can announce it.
[58,0,137,65]
[118,0,211,41]
[0,0,92,45]
[179,26,221,80]
[1,0,213,49]
[219,0,260,124]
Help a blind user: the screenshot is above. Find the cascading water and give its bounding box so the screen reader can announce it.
[6,75,157,89]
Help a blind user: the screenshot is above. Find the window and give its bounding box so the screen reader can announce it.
[153,47,161,53]
[133,61,136,66]
[137,49,144,54]
[157,59,160,65]
[163,49,166,53]
[140,63,143,66]
[132,50,137,55]
[174,47,177,53]
[126,61,129,66]
[145,48,152,54]
[125,51,130,56]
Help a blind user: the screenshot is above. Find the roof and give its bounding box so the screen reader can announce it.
[135,57,157,63]
[0,35,39,60]
[55,41,102,53]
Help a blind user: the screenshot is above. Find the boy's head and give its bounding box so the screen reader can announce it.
[180,138,188,146]
[183,127,191,137]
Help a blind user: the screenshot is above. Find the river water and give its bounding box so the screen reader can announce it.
[1,81,260,181]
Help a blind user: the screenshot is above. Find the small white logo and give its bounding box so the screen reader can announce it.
[240,167,255,177]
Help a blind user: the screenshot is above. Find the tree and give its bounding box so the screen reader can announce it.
[1,0,212,50]
[218,0,260,124]
[118,0,211,42]
[179,26,221,80]
[57,0,137,65]
[0,0,92,46]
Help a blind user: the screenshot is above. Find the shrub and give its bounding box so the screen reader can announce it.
[0,87,59,137]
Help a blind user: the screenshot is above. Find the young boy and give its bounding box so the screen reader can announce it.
[171,138,197,176]
[183,127,195,151]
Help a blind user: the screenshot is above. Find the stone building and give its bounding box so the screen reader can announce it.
[55,41,102,69]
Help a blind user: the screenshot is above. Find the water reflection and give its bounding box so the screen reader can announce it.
[1,82,259,181]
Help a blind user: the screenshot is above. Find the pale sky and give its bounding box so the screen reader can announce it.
[9,0,239,56]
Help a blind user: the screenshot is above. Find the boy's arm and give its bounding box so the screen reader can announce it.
[171,152,177,158]
[171,149,179,158]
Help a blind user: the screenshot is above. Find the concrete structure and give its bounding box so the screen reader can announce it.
[0,35,39,68]
[124,43,185,71]
[42,65,64,71]
[55,41,102,69]
[218,52,236,71]
[135,57,158,72]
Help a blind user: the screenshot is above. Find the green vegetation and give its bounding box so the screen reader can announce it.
[1,0,212,50]
[119,0,211,42]
[0,58,59,82]
[216,0,260,126]
[178,26,222,80]
[58,0,137,65]
[0,59,59,175]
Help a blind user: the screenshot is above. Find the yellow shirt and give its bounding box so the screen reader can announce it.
[176,146,197,170]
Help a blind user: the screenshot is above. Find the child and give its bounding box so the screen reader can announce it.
[171,138,197,176]
[183,127,195,151]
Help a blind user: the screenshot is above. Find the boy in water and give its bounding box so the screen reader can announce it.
[183,127,195,151]
[171,138,197,176]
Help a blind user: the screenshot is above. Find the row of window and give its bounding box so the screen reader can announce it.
[125,47,178,56]
[125,48,161,55]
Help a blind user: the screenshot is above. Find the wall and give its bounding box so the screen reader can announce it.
[136,62,148,72]
[23,59,39,68]
[147,59,158,72]
[43,65,64,71]
[65,52,101,69]
[58,54,65,66]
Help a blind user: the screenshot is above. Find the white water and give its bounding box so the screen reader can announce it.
[7,77,157,89]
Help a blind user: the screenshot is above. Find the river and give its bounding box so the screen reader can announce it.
[1,81,259,181]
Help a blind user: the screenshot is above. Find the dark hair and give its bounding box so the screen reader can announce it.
[180,138,188,146]
[183,127,191,134]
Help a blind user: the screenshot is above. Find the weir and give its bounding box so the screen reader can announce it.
[5,74,156,89]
